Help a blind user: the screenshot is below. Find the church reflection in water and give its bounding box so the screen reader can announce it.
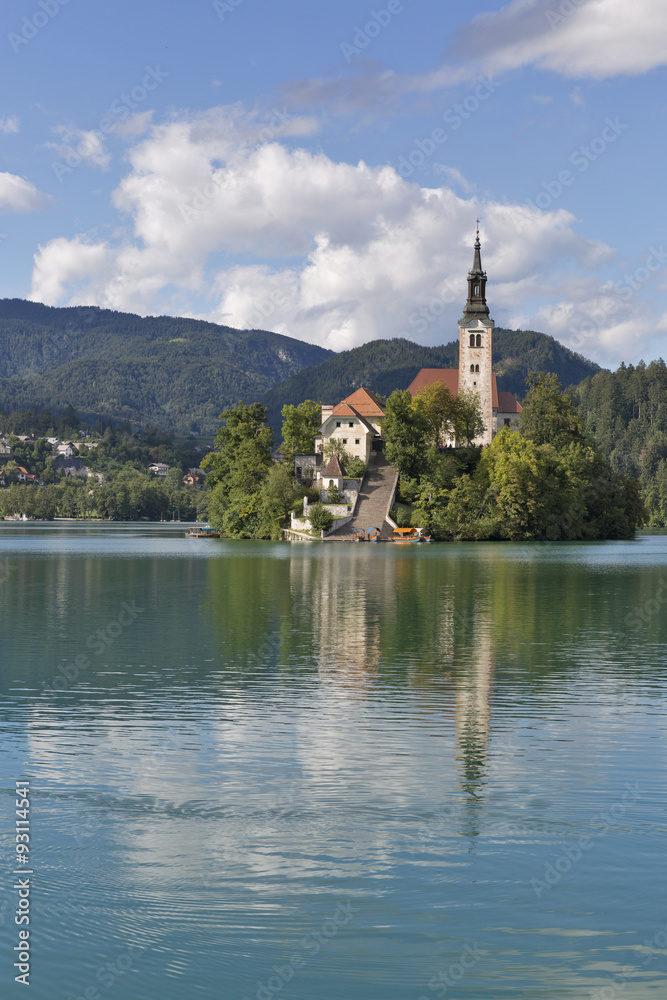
[288,547,495,807]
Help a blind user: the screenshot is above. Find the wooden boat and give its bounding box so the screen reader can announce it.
[185,525,221,538]
[353,528,366,542]
[392,527,422,543]
[367,526,382,542]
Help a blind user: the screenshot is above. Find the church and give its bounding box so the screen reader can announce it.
[407,229,522,446]
[307,230,522,470]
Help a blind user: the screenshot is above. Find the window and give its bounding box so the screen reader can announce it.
[475,365,480,373]
[474,284,480,294]
[470,364,475,372]
[355,438,360,445]
[348,422,354,428]
[469,334,475,348]
[476,334,482,347]
[336,421,341,427]
[342,438,347,444]
[504,418,511,427]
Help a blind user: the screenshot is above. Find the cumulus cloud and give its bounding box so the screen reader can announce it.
[449,0,667,80]
[0,172,50,213]
[28,106,663,365]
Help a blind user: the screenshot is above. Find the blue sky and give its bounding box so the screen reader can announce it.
[1,0,666,366]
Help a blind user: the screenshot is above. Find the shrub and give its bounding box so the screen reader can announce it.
[308,502,334,533]
[346,457,366,478]
[327,483,344,504]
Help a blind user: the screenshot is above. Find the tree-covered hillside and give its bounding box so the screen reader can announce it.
[0,299,332,432]
[568,359,667,525]
[262,329,601,436]
[492,329,601,400]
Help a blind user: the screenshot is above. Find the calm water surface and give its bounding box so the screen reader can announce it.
[0,524,666,999]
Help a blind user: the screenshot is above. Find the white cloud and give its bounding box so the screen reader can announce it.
[0,172,50,213]
[28,106,664,366]
[450,0,667,80]
[114,110,154,139]
[0,117,19,134]
[30,237,111,305]
[49,125,111,168]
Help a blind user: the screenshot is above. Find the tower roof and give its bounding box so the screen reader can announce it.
[459,229,493,327]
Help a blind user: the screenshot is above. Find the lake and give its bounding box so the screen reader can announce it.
[0,524,666,999]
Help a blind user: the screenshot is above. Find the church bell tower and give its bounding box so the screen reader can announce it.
[458,226,494,446]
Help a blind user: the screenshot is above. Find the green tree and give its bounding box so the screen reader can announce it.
[280,400,321,457]
[453,388,486,446]
[308,503,334,533]
[327,483,344,504]
[322,439,351,465]
[383,390,430,479]
[521,372,584,449]
[415,381,459,447]
[203,402,274,537]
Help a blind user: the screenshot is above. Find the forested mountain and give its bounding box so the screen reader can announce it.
[261,329,601,434]
[568,359,667,525]
[492,329,601,399]
[0,298,600,435]
[0,299,332,432]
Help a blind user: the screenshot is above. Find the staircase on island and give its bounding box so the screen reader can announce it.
[328,453,398,541]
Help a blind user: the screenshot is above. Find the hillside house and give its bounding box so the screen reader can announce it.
[148,463,170,477]
[314,387,386,464]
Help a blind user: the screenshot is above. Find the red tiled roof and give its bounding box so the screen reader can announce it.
[497,391,523,414]
[320,454,345,478]
[331,402,357,417]
[407,368,459,398]
[341,387,385,417]
[325,403,377,436]
[407,368,503,409]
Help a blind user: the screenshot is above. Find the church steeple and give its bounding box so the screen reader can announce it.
[458,223,495,447]
[460,224,491,325]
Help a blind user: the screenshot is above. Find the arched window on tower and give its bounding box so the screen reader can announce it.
[474,284,480,295]
[470,364,475,372]
[476,334,482,347]
[475,365,480,373]
[469,334,475,348]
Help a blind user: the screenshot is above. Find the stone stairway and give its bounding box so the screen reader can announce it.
[329,453,398,540]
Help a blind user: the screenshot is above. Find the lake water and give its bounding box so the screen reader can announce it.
[1,524,666,1000]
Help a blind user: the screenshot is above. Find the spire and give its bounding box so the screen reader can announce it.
[459,225,492,325]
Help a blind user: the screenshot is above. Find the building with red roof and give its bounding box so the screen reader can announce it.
[315,386,386,465]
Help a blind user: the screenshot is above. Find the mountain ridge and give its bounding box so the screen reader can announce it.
[0,298,602,433]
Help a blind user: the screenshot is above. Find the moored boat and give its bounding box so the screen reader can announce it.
[392,527,422,543]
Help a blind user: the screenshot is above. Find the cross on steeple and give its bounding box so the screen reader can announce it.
[476,217,480,234]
